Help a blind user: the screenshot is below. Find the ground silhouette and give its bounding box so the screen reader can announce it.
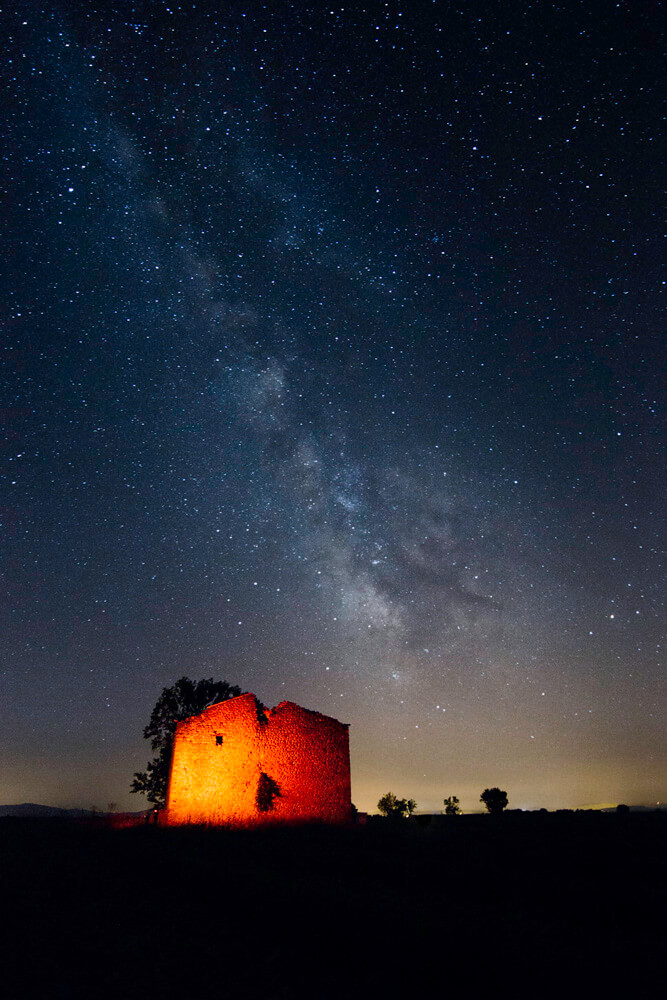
[1,810,663,997]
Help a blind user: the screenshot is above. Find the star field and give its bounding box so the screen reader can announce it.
[1,0,664,812]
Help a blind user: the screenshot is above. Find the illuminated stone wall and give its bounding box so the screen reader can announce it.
[165,692,351,826]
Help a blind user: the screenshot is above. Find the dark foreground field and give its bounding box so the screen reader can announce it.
[2,811,663,998]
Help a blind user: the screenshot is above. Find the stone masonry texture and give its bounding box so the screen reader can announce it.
[165,692,352,825]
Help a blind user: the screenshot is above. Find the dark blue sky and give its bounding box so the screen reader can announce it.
[2,0,664,811]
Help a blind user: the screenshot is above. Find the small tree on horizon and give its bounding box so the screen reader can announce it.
[443,795,461,815]
[377,792,417,819]
[480,787,509,815]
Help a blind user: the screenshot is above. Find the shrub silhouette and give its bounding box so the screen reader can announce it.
[480,787,508,815]
[377,792,417,819]
[256,772,281,812]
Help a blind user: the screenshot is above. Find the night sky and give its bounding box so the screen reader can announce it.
[3,1,664,813]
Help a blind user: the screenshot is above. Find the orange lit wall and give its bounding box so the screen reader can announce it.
[164,693,351,826]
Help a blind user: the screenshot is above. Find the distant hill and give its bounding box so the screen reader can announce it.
[0,803,147,819]
[0,803,95,819]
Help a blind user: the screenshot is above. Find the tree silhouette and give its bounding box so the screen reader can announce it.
[443,795,461,815]
[480,787,508,815]
[131,676,242,807]
[377,792,417,819]
[256,772,281,812]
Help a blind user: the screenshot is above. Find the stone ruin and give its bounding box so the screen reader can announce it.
[164,692,351,826]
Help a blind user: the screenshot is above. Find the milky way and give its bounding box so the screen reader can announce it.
[2,1,664,812]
